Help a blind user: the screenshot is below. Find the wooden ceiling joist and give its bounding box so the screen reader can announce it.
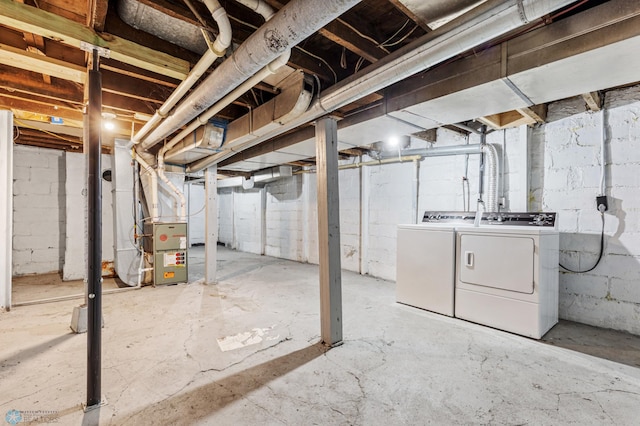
[0,42,85,83]
[0,0,190,80]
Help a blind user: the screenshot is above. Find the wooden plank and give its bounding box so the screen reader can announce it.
[315,115,343,347]
[0,64,84,104]
[0,95,83,123]
[89,0,109,32]
[582,92,602,111]
[0,0,190,80]
[517,104,547,124]
[0,42,85,83]
[101,69,172,104]
[318,20,384,63]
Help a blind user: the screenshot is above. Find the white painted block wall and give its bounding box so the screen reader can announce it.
[531,86,640,335]
[13,146,66,275]
[12,146,114,278]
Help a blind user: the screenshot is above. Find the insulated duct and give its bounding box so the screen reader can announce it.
[187,0,576,171]
[112,139,140,286]
[140,0,362,149]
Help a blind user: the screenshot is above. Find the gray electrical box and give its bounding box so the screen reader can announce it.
[143,222,188,285]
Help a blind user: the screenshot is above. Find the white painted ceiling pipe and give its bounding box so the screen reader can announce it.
[132,0,232,145]
[140,0,362,149]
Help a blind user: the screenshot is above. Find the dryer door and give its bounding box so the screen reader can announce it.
[459,234,535,294]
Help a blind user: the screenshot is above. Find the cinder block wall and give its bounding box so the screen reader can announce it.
[531,86,640,334]
[219,83,640,334]
[12,146,65,275]
[12,147,114,278]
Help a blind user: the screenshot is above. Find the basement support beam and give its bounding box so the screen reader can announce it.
[86,49,103,410]
[0,110,12,311]
[205,166,218,284]
[315,116,343,347]
[582,92,603,111]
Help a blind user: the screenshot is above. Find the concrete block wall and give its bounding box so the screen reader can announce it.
[12,146,114,279]
[12,146,65,275]
[531,85,640,335]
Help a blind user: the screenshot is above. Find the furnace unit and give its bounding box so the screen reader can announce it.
[143,222,188,285]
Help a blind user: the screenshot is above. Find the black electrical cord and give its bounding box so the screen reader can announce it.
[559,212,605,273]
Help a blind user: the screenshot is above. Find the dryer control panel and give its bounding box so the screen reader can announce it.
[422,211,556,228]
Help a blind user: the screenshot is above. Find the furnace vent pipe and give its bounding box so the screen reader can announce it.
[190,0,575,170]
[135,153,159,222]
[133,0,231,145]
[140,0,361,149]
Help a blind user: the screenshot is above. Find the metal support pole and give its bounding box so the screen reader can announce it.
[205,165,218,284]
[315,116,343,347]
[86,48,103,409]
[0,110,13,311]
[478,125,487,207]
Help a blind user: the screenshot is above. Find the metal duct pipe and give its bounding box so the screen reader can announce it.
[133,0,231,145]
[380,142,499,212]
[190,0,575,170]
[140,0,361,149]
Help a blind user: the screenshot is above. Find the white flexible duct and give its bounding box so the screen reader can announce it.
[187,0,576,171]
[140,0,362,149]
[481,143,499,212]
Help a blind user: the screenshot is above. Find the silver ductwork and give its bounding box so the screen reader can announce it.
[188,0,576,171]
[140,0,362,149]
[217,165,293,188]
[118,0,209,54]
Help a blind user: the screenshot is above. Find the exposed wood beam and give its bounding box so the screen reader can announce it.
[89,0,109,32]
[0,95,83,123]
[101,69,172,105]
[100,60,180,88]
[386,0,431,32]
[582,91,603,111]
[318,19,384,63]
[0,65,83,105]
[478,110,536,130]
[0,42,85,83]
[517,104,547,124]
[0,0,190,80]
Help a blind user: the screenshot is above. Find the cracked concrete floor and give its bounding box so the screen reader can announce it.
[2,246,640,425]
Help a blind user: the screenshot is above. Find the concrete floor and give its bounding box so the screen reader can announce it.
[1,247,640,425]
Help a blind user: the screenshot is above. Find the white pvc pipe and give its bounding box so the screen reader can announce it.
[188,0,575,170]
[135,153,159,222]
[133,0,231,145]
[140,0,361,148]
[235,0,275,21]
[156,156,187,221]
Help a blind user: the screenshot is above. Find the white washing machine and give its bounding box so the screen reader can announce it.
[397,224,457,316]
[396,212,476,317]
[455,218,559,339]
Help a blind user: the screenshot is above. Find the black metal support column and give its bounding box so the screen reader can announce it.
[86,49,103,409]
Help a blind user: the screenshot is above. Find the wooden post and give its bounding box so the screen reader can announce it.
[315,116,343,346]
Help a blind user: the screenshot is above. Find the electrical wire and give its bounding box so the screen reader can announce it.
[381,24,418,48]
[379,19,410,47]
[559,213,605,273]
[295,46,338,84]
[13,119,82,144]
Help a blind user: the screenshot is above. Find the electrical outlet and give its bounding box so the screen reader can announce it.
[596,195,608,212]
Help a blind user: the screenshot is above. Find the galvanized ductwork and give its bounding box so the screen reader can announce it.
[139,0,362,149]
[118,0,209,54]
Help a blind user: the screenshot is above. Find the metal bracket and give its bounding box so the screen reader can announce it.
[79,41,111,58]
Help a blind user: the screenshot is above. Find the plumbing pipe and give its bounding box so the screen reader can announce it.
[188,0,576,170]
[135,153,159,222]
[156,158,187,221]
[235,0,275,21]
[133,0,231,145]
[140,0,362,149]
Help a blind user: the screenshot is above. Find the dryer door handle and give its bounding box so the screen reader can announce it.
[464,251,474,267]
